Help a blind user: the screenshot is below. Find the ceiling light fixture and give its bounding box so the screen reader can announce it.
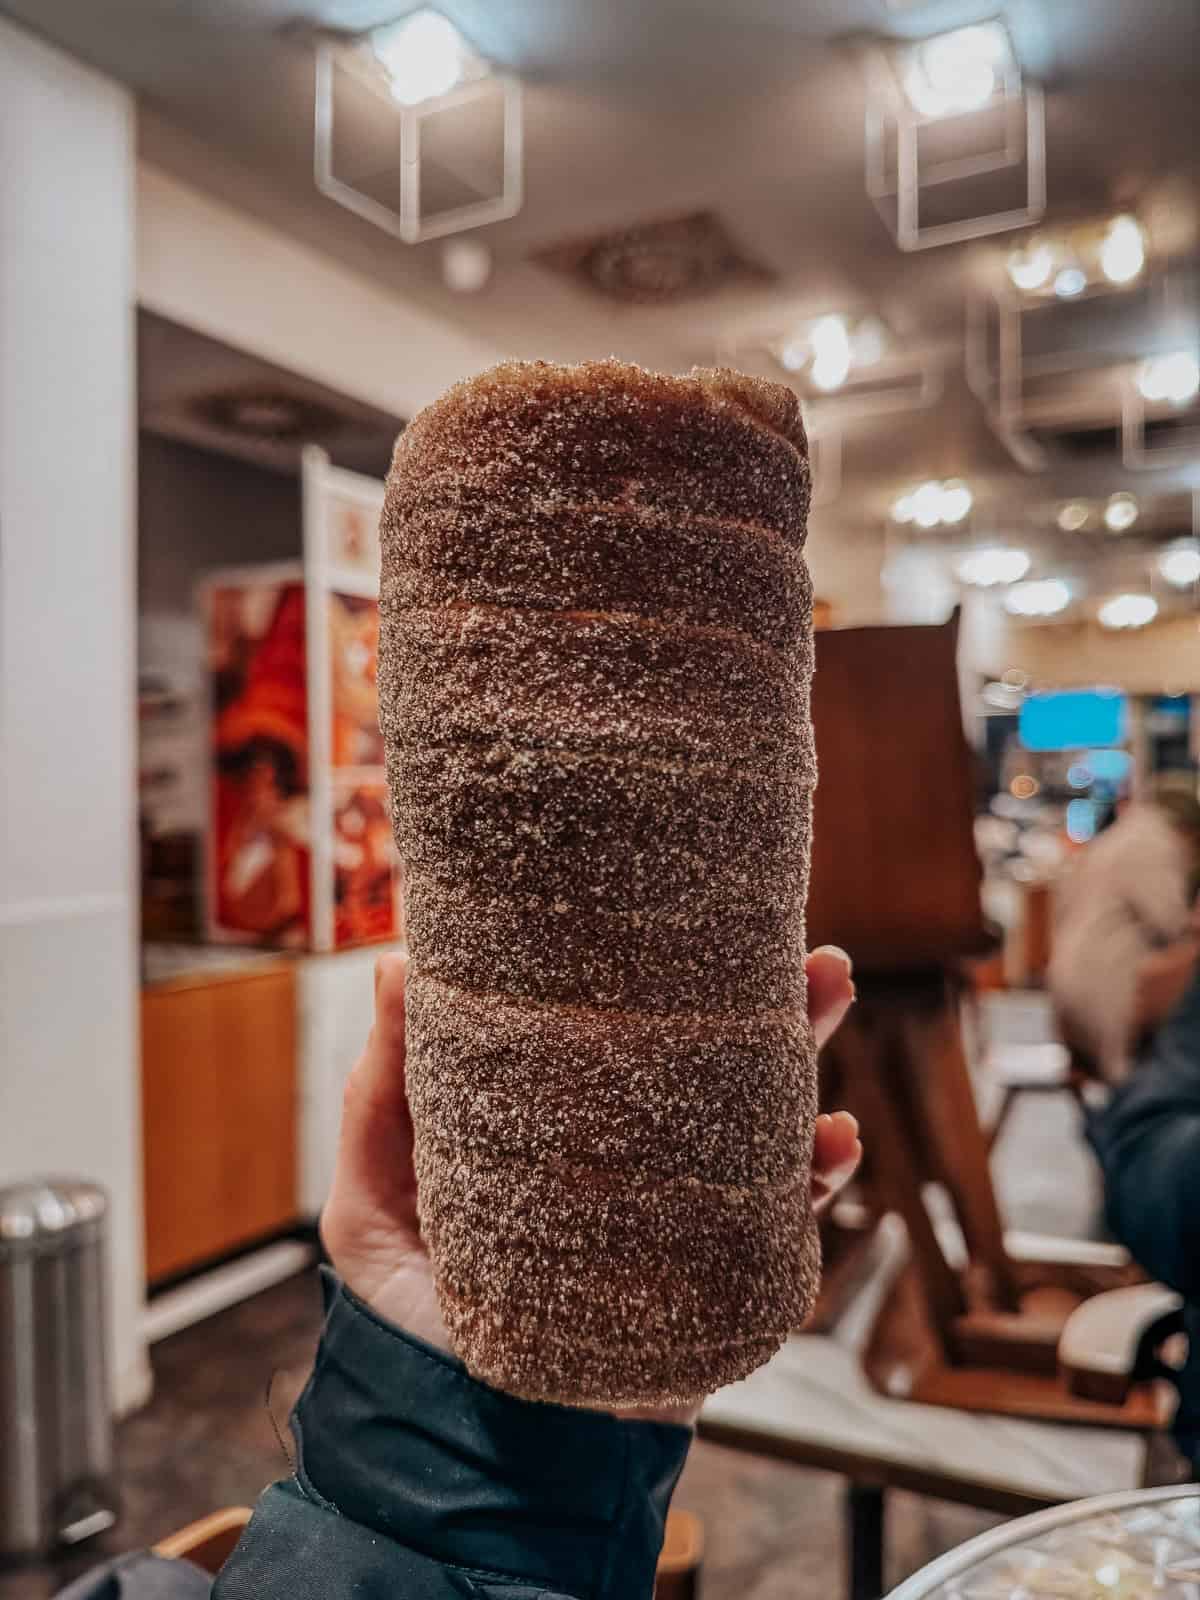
[1056,501,1090,532]
[1138,351,1200,408]
[369,8,471,105]
[1053,265,1087,299]
[851,317,888,368]
[939,479,973,524]
[809,314,854,391]
[313,8,523,243]
[1159,541,1200,588]
[892,478,974,528]
[900,22,1011,120]
[1098,592,1158,630]
[1005,578,1071,617]
[775,312,886,391]
[1099,214,1146,285]
[1103,492,1140,533]
[865,18,1044,252]
[1007,240,1055,292]
[912,479,946,528]
[955,546,1031,587]
[440,237,493,293]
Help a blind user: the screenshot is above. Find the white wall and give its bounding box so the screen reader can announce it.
[137,165,506,422]
[0,20,150,1413]
[1004,613,1200,693]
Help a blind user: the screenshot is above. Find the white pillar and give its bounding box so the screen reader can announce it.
[0,19,149,1413]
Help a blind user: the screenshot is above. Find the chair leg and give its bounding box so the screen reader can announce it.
[845,1482,885,1600]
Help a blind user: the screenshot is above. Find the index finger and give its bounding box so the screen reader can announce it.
[806,945,855,1049]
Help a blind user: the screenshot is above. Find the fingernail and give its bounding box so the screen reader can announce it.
[813,945,853,972]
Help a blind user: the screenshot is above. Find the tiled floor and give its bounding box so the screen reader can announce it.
[0,992,1136,1598]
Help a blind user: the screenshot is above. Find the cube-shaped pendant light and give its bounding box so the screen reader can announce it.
[314,8,522,244]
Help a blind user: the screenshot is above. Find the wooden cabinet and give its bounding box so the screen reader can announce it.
[141,963,298,1284]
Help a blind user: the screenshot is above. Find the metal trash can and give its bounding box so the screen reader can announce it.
[0,1180,116,1561]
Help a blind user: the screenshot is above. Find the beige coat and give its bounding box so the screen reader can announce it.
[1048,804,1195,1083]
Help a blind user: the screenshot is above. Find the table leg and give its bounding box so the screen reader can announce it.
[846,1481,886,1600]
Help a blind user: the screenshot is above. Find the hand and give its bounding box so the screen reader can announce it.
[321,947,861,1382]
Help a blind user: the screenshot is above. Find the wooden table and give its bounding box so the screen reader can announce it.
[698,1221,1160,1600]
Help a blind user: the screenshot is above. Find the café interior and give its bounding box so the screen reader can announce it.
[3,1,1200,1596]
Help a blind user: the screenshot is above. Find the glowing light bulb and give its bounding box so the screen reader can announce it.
[911,480,945,529]
[1100,215,1145,285]
[441,237,492,293]
[1098,592,1157,629]
[954,547,1031,587]
[1056,501,1090,532]
[1103,492,1139,533]
[779,338,808,373]
[851,317,888,367]
[1159,542,1200,587]
[1138,350,1200,407]
[1054,266,1087,299]
[903,23,1008,119]
[939,479,973,524]
[809,314,852,391]
[371,9,467,107]
[1007,241,1054,292]
[1006,578,1070,617]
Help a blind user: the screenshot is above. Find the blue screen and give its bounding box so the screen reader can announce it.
[1019,690,1127,752]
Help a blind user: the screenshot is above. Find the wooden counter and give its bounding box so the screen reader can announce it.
[141,956,298,1284]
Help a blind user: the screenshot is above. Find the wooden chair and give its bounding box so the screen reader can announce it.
[807,615,1172,1429]
[154,1507,252,1574]
[153,1503,703,1594]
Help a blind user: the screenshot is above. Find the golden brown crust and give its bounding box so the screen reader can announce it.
[379,358,818,1406]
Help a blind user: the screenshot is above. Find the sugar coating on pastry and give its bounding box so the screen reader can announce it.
[378,358,818,1407]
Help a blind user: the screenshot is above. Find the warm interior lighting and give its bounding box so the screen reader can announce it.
[1056,501,1090,533]
[1103,492,1139,533]
[1138,351,1200,407]
[1006,578,1070,617]
[1159,541,1200,587]
[441,237,493,292]
[1007,240,1055,292]
[1053,265,1086,299]
[851,317,887,367]
[911,480,945,528]
[1010,773,1040,799]
[939,479,973,524]
[892,479,973,528]
[955,546,1031,586]
[776,312,884,390]
[809,315,853,391]
[1098,592,1158,629]
[1099,215,1145,284]
[901,22,1011,120]
[1006,215,1150,300]
[370,9,472,107]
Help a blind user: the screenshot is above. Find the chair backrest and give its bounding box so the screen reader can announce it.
[807,611,986,973]
[155,1508,252,1575]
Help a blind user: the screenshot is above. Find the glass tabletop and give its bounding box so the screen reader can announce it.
[888,1487,1200,1599]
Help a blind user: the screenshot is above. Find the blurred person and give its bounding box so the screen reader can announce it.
[56,950,860,1600]
[1088,959,1200,1473]
[1048,780,1200,1083]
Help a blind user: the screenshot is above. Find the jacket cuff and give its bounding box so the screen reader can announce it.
[292,1269,692,1599]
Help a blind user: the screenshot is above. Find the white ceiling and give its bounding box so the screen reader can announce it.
[5,0,1200,578]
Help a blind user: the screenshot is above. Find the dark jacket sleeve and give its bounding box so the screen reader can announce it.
[213,1271,692,1600]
